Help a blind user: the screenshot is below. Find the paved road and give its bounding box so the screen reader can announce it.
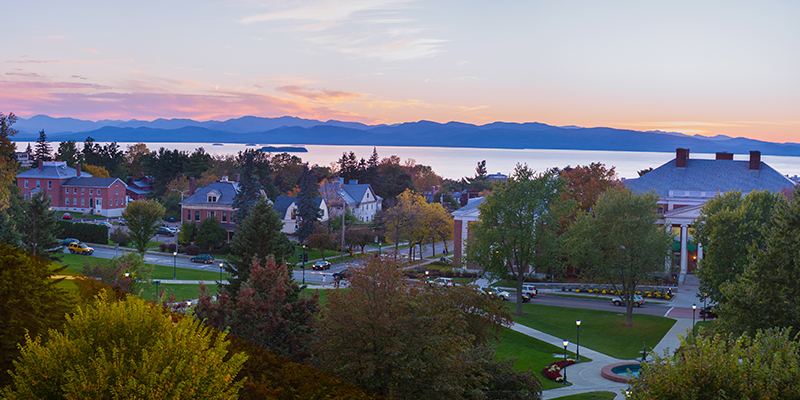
[504,293,673,317]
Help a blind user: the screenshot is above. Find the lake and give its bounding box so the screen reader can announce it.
[15,141,800,180]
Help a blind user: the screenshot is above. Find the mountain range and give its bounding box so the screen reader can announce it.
[11,115,800,157]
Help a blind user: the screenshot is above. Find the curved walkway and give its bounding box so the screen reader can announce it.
[516,275,702,400]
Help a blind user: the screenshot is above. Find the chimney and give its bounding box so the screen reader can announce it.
[749,151,761,170]
[715,152,733,160]
[38,159,43,170]
[351,179,358,185]
[675,148,689,168]
[189,177,196,195]
[235,173,240,182]
[77,164,81,177]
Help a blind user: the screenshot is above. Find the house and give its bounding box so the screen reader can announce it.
[451,197,484,269]
[179,176,239,241]
[320,178,382,222]
[126,175,154,200]
[16,160,128,217]
[272,195,330,234]
[625,148,797,282]
[14,151,31,167]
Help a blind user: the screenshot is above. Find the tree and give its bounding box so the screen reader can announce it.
[33,129,52,162]
[475,160,488,180]
[315,257,540,400]
[195,258,320,362]
[225,198,293,298]
[716,189,800,335]
[125,142,149,179]
[232,151,263,224]
[427,202,454,255]
[121,199,165,254]
[0,243,72,387]
[563,187,672,326]
[295,164,322,242]
[467,165,566,315]
[195,216,226,252]
[79,252,152,296]
[558,162,621,227]
[17,191,63,261]
[306,224,335,260]
[2,294,248,399]
[55,140,81,166]
[383,189,429,261]
[82,163,110,177]
[178,220,197,245]
[692,190,785,304]
[628,328,800,400]
[0,112,19,210]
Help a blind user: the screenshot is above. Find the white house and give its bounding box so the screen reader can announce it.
[320,178,382,222]
[272,195,330,234]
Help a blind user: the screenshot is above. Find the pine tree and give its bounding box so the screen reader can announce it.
[33,130,52,162]
[17,191,63,261]
[296,164,322,242]
[232,151,263,224]
[55,140,81,166]
[224,198,293,298]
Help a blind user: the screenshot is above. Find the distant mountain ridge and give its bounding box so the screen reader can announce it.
[11,115,800,157]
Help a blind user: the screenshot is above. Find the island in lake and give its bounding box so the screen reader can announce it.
[259,145,308,153]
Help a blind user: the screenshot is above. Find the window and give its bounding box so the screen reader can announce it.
[291,209,296,219]
[73,188,77,194]
[208,211,216,218]
[115,188,118,195]
[48,181,52,189]
[222,212,227,222]
[36,180,40,188]
[208,195,217,203]
[97,190,101,196]
[24,194,28,200]
[81,198,85,206]
[73,198,77,205]
[80,188,84,194]
[195,211,200,220]
[90,189,93,195]
[187,210,192,221]
[24,180,28,188]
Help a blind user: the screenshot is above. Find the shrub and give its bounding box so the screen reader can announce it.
[109,227,130,246]
[185,244,201,255]
[159,243,169,252]
[57,221,108,244]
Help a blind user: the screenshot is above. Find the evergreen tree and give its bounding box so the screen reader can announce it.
[55,140,81,166]
[33,130,52,162]
[17,191,63,261]
[224,198,293,298]
[25,143,32,155]
[0,112,18,210]
[0,186,23,246]
[195,216,226,252]
[232,151,263,224]
[295,164,322,242]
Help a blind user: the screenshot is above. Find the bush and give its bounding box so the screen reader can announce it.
[185,244,201,255]
[159,243,168,252]
[109,227,130,246]
[57,220,108,244]
[178,245,185,253]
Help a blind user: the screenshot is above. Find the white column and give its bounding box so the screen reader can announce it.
[680,224,688,283]
[697,243,703,261]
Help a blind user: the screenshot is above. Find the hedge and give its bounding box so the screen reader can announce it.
[56,220,108,244]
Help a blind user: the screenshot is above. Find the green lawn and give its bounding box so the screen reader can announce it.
[58,253,231,282]
[496,327,589,391]
[552,392,618,400]
[148,283,220,302]
[507,302,675,359]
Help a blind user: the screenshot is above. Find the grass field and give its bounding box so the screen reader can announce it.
[506,302,675,359]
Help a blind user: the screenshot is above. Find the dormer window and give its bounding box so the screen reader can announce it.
[207,189,220,203]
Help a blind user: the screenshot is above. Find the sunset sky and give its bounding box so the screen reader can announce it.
[2,1,798,143]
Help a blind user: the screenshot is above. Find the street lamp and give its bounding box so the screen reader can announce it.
[379,241,382,255]
[692,303,697,335]
[173,251,177,280]
[219,262,223,282]
[562,339,569,385]
[302,244,307,285]
[576,320,581,361]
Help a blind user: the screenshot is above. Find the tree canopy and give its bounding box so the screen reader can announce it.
[121,199,165,254]
[0,112,19,210]
[295,164,322,242]
[16,191,63,261]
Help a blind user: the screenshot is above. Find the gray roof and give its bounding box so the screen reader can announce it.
[62,177,125,188]
[16,161,92,179]
[273,195,324,217]
[180,181,240,206]
[320,182,382,206]
[452,197,484,217]
[626,158,796,197]
[126,186,150,195]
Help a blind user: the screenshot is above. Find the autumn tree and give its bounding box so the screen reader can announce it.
[383,189,429,261]
[563,188,672,326]
[0,112,19,210]
[82,163,110,177]
[558,162,620,228]
[125,142,149,179]
[195,258,320,362]
[467,165,567,315]
[427,201,454,255]
[2,294,247,399]
[692,190,785,304]
[121,199,166,254]
[79,252,152,296]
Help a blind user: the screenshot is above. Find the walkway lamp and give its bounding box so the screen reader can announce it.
[692,303,697,335]
[302,244,307,285]
[562,339,569,384]
[576,319,581,361]
[219,262,223,282]
[173,251,177,280]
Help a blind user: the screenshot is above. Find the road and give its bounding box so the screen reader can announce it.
[504,293,673,317]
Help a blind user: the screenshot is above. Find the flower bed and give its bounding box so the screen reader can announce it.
[541,359,576,382]
[569,286,674,300]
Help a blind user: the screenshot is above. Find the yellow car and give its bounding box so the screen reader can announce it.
[68,242,94,255]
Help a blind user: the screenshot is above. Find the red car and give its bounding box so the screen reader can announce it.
[61,213,72,220]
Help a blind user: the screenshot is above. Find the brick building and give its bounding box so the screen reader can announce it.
[179,176,239,241]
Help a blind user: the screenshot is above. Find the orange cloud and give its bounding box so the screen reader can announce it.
[276,85,366,102]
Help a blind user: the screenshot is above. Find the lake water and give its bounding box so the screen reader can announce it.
[16,141,800,180]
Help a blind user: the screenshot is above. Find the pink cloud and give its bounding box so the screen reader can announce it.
[276,85,366,102]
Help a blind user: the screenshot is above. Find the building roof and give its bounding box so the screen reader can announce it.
[452,196,484,218]
[626,158,796,197]
[62,177,125,188]
[320,181,382,207]
[180,180,240,206]
[126,186,150,195]
[16,161,92,179]
[273,195,325,217]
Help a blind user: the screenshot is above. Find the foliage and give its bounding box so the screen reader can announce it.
[467,165,566,315]
[225,198,293,298]
[125,142,149,180]
[541,359,576,383]
[563,187,672,326]
[232,151,265,224]
[142,146,190,197]
[0,243,73,387]
[382,189,429,259]
[558,162,620,229]
[315,257,539,400]
[717,189,800,335]
[81,137,127,179]
[195,215,226,251]
[161,191,183,219]
[78,252,152,296]
[375,155,414,206]
[296,164,323,242]
[0,186,23,246]
[82,163,110,177]
[55,140,81,167]
[16,191,63,261]
[109,226,131,246]
[2,294,248,399]
[629,328,800,400]
[0,112,19,210]
[306,224,336,259]
[57,220,108,244]
[692,190,785,304]
[33,129,53,162]
[178,220,197,245]
[195,258,320,362]
[185,244,201,255]
[121,199,166,254]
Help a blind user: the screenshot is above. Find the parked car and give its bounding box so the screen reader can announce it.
[117,218,126,226]
[61,213,72,220]
[163,216,177,222]
[190,254,216,264]
[312,260,332,270]
[611,295,645,307]
[157,226,177,236]
[484,287,510,301]
[59,238,80,246]
[97,221,112,228]
[68,242,94,255]
[333,269,352,281]
[428,277,454,287]
[699,306,718,319]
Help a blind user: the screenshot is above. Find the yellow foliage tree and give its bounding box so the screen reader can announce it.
[82,164,110,178]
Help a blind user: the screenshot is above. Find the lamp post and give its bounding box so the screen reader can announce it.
[379,241,382,255]
[173,251,177,280]
[576,320,581,361]
[153,280,160,301]
[692,303,697,335]
[302,244,307,285]
[562,339,569,385]
[219,262,223,282]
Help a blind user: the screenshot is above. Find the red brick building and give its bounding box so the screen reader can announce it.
[179,176,239,241]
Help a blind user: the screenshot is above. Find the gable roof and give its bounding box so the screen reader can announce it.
[62,177,125,188]
[180,181,240,206]
[626,158,796,197]
[273,195,326,218]
[452,197,484,218]
[17,161,92,179]
[320,182,382,207]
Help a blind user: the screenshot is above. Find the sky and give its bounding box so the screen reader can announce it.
[2,0,799,143]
